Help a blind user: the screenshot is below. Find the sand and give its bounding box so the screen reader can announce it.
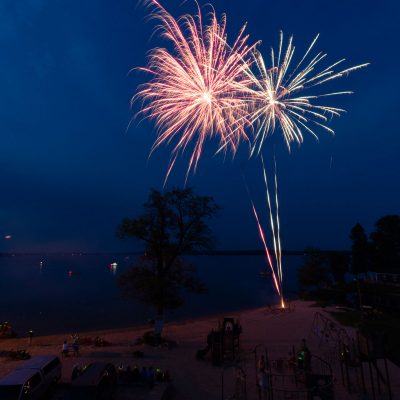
[0,300,398,399]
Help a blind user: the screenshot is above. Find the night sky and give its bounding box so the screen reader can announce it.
[0,0,398,253]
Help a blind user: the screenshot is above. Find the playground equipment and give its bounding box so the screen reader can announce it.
[310,312,392,399]
[219,311,392,399]
[357,331,391,399]
[309,312,351,365]
[196,317,242,366]
[223,344,333,400]
[337,331,392,399]
[262,354,333,399]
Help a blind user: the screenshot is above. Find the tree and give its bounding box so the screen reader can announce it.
[117,188,219,330]
[349,223,370,275]
[327,252,349,283]
[370,215,400,273]
[298,247,329,289]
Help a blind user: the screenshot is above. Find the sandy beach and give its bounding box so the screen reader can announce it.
[0,300,398,399]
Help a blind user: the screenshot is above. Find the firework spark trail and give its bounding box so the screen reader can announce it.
[245,31,369,155]
[241,170,281,296]
[134,0,258,178]
[261,157,280,284]
[244,33,367,306]
[273,157,283,289]
[243,33,367,307]
[250,201,281,297]
[261,157,284,302]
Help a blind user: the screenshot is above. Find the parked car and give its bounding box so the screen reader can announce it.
[17,356,61,386]
[0,355,62,400]
[68,362,117,400]
[0,368,46,400]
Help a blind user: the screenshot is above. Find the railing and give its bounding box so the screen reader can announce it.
[375,272,400,285]
[266,355,334,400]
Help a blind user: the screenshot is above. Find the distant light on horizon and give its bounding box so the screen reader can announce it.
[4,235,12,240]
[110,262,118,276]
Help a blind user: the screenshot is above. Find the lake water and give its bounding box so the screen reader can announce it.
[0,254,303,336]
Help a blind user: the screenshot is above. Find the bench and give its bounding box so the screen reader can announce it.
[61,344,80,357]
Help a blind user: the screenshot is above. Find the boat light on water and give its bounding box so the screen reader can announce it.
[109,262,118,275]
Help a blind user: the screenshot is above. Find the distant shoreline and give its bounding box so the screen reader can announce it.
[0,249,349,257]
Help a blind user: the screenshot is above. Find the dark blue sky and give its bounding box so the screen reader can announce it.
[0,0,398,252]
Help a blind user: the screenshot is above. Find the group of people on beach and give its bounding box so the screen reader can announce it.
[117,364,170,387]
[61,332,115,356]
[61,333,80,356]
